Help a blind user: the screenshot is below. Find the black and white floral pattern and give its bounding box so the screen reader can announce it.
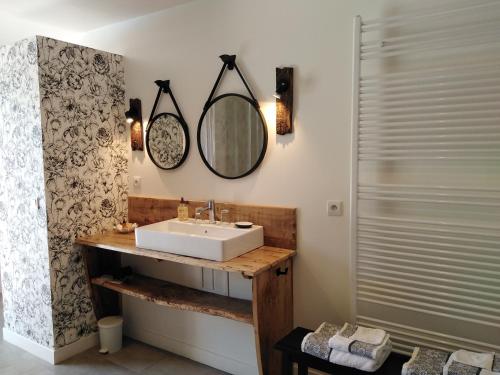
[0,36,127,349]
[37,36,128,348]
[301,322,339,360]
[447,361,481,375]
[146,113,186,169]
[0,37,55,347]
[403,347,451,375]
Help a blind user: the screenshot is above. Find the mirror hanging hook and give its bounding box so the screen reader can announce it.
[203,54,259,109]
[220,54,236,70]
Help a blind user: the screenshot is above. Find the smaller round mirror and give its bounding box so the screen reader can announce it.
[197,94,267,179]
[146,113,190,170]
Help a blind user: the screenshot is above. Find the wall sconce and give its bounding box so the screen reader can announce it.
[275,67,293,135]
[125,98,143,151]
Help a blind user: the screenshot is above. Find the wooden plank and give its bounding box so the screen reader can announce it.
[92,274,253,324]
[128,196,297,250]
[276,67,293,135]
[253,258,293,375]
[76,231,296,277]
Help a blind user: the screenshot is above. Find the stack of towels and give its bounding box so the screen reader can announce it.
[301,322,392,372]
[402,348,500,375]
[443,350,499,375]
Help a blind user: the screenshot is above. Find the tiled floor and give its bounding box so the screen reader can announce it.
[0,299,229,375]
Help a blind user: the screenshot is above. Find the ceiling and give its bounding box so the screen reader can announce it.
[0,0,196,32]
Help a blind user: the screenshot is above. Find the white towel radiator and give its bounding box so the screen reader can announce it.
[351,1,500,355]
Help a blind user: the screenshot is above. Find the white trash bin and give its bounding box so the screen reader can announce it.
[98,316,123,354]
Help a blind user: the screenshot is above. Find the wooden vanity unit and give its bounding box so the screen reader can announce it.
[77,196,297,375]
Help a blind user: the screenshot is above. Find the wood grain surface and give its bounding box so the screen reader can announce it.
[276,67,293,135]
[92,274,253,324]
[76,231,296,277]
[253,258,293,375]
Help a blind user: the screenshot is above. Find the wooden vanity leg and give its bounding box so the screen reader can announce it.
[298,363,308,375]
[281,352,293,375]
[252,259,293,375]
[83,246,122,320]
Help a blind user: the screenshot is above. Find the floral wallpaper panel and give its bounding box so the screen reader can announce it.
[37,36,128,348]
[0,37,55,347]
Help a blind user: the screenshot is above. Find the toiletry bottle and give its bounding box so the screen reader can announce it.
[178,198,189,221]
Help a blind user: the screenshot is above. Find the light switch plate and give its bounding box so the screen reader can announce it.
[327,200,343,216]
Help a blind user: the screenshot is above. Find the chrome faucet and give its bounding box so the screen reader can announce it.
[195,199,216,224]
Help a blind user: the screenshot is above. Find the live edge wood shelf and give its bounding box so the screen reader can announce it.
[91,273,253,324]
[78,197,296,375]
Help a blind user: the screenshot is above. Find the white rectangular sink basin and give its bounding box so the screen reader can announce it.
[135,219,264,261]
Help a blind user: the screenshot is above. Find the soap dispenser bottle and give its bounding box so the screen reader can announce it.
[178,198,189,221]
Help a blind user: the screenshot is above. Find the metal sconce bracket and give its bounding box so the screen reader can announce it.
[275,67,294,135]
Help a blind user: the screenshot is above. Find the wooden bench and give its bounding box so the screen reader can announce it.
[275,327,409,375]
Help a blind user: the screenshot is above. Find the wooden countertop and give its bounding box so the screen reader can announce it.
[76,231,296,277]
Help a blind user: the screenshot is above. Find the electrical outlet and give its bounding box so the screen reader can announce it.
[133,176,142,190]
[327,200,343,216]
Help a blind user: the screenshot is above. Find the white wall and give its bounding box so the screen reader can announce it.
[0,10,81,46]
[76,0,402,373]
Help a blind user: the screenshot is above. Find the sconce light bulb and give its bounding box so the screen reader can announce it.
[126,118,133,124]
[274,79,289,100]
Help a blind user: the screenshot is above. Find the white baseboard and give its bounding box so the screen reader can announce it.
[53,332,99,364]
[4,327,325,374]
[3,328,55,364]
[3,328,98,364]
[125,325,259,375]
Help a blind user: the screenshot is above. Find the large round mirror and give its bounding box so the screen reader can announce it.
[146,113,190,170]
[197,94,267,179]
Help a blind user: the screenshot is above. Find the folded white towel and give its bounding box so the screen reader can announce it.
[328,332,390,360]
[335,323,386,345]
[329,341,392,372]
[301,322,340,360]
[329,334,354,352]
[453,350,494,370]
[401,347,420,375]
[352,326,387,345]
[480,370,500,375]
